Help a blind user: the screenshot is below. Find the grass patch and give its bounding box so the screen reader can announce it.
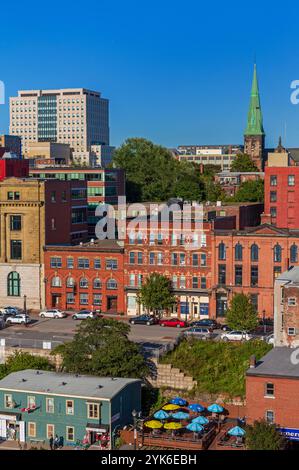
[160,339,272,398]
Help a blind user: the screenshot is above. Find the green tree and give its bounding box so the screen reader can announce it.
[138,273,175,316]
[55,318,148,379]
[231,153,259,172]
[0,351,53,380]
[233,179,264,202]
[204,180,226,202]
[246,420,286,450]
[226,293,259,332]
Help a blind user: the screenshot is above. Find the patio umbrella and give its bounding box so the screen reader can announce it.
[170,397,187,406]
[188,403,205,413]
[228,426,246,437]
[186,422,204,433]
[162,404,180,411]
[144,420,163,429]
[207,404,224,413]
[164,422,182,430]
[192,416,209,425]
[172,411,190,420]
[154,410,169,420]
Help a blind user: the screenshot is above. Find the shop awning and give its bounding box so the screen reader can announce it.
[86,423,109,433]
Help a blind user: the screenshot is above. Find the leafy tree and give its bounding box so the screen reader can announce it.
[246,420,286,450]
[54,318,148,379]
[233,179,264,202]
[231,153,259,172]
[226,293,259,332]
[138,273,175,316]
[0,351,53,380]
[204,180,226,202]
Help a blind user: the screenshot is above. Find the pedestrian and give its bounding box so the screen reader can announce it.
[49,435,54,450]
[54,434,59,450]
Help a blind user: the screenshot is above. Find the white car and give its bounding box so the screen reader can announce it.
[39,309,66,319]
[265,333,274,345]
[6,314,31,325]
[221,330,253,342]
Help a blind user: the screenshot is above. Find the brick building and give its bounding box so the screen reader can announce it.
[246,348,299,442]
[44,240,124,313]
[0,157,29,181]
[215,171,264,197]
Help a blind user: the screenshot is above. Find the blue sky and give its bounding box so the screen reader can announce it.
[0,0,298,148]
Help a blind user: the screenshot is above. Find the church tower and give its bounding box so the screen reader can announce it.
[244,64,265,171]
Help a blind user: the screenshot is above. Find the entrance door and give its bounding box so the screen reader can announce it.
[51,294,61,308]
[107,296,117,312]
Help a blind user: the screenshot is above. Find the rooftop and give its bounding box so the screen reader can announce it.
[246,347,299,379]
[276,266,299,284]
[0,370,140,400]
[45,239,124,252]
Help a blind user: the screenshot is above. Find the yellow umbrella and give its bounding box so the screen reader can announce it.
[144,420,163,429]
[164,422,182,430]
[162,404,180,411]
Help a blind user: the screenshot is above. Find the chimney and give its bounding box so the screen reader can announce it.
[249,355,256,368]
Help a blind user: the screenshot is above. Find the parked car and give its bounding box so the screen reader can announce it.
[265,333,274,345]
[5,314,31,325]
[220,330,253,342]
[72,310,97,320]
[184,327,213,340]
[129,315,158,326]
[3,306,22,316]
[159,318,188,328]
[190,319,219,330]
[39,309,66,319]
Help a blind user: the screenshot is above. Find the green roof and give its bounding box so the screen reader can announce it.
[244,64,265,136]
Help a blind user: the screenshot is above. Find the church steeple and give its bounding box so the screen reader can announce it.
[245,64,265,136]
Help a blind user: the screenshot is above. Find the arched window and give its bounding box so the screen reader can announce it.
[51,276,62,287]
[79,277,88,289]
[251,244,259,262]
[66,276,75,288]
[218,242,226,260]
[274,244,282,263]
[290,244,298,263]
[7,271,20,297]
[93,278,102,289]
[107,279,117,290]
[235,243,243,261]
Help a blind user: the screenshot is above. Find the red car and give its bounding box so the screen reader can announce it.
[159,318,188,328]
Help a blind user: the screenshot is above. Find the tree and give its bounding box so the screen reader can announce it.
[231,153,259,172]
[204,180,226,202]
[0,351,53,380]
[54,318,148,379]
[246,420,286,450]
[138,273,176,316]
[233,179,264,202]
[226,293,259,332]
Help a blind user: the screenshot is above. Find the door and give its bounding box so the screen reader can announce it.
[19,421,25,442]
[0,419,6,439]
[51,295,61,308]
[107,296,117,312]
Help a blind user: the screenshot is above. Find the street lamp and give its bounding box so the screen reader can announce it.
[23,295,27,314]
[262,309,266,334]
[132,409,137,450]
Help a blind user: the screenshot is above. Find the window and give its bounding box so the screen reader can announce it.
[129,274,135,286]
[66,400,74,415]
[273,266,281,279]
[251,244,259,262]
[270,207,277,218]
[149,252,155,265]
[66,426,75,442]
[10,240,22,260]
[66,292,75,304]
[172,275,177,288]
[265,383,275,397]
[94,259,101,269]
[274,244,282,262]
[51,276,61,287]
[10,215,21,231]
[192,254,199,267]
[28,422,36,438]
[270,191,277,203]
[179,253,185,266]
[7,191,20,200]
[28,396,36,408]
[129,252,135,264]
[171,253,178,265]
[4,394,13,408]
[218,242,226,260]
[80,293,88,304]
[235,243,243,261]
[46,397,55,413]
[288,297,297,306]
[79,277,88,289]
[201,277,207,289]
[192,277,198,288]
[149,233,155,245]
[266,410,274,424]
[179,276,186,289]
[250,294,258,312]
[66,277,75,288]
[50,257,62,268]
[288,327,296,336]
[235,265,243,286]
[218,265,226,285]
[93,294,102,305]
[87,403,100,419]
[47,424,55,439]
[78,258,89,269]
[288,175,295,186]
[157,252,163,265]
[93,278,102,289]
[251,266,259,286]
[106,259,117,270]
[7,271,20,297]
[107,279,117,289]
[137,252,143,265]
[290,245,298,263]
[270,175,277,186]
[67,258,74,269]
[201,253,207,267]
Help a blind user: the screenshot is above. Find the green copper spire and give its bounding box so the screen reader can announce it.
[244,64,265,136]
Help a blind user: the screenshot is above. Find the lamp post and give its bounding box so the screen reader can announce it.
[23,295,27,315]
[132,409,137,450]
[262,309,266,335]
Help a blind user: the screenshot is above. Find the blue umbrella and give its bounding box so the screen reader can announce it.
[228,426,246,437]
[188,403,205,413]
[186,422,204,433]
[207,404,224,413]
[170,397,187,406]
[154,410,169,420]
[192,416,209,425]
[172,411,190,420]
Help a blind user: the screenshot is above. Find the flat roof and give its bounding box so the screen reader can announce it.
[45,239,124,252]
[0,370,141,400]
[247,347,299,379]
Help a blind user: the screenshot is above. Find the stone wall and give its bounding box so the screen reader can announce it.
[0,345,62,369]
[147,360,197,391]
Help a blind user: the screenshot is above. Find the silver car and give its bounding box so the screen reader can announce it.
[72,310,97,320]
[184,327,213,340]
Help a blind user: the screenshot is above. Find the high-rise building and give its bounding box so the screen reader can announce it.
[244,64,265,170]
[9,88,109,157]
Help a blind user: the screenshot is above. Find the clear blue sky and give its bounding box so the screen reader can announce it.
[0,0,298,149]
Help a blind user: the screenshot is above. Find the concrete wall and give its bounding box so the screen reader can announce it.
[148,360,197,391]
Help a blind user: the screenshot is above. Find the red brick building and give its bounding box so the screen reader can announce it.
[0,157,29,181]
[215,171,264,197]
[44,240,125,313]
[246,348,299,442]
